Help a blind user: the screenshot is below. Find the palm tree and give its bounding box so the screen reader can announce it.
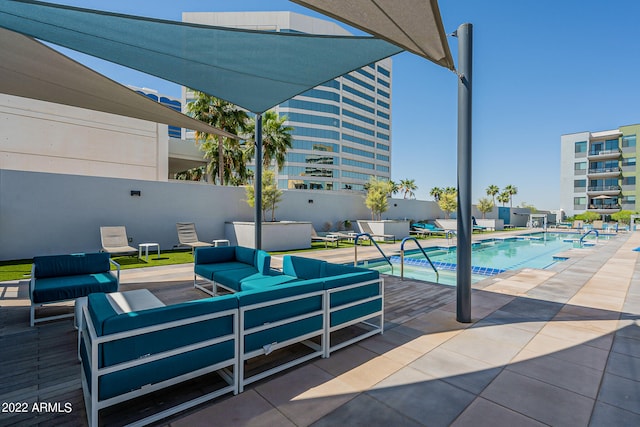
[399,178,418,199]
[444,186,457,194]
[486,184,499,206]
[477,197,494,219]
[246,110,294,171]
[430,187,443,202]
[497,191,511,207]
[504,184,518,208]
[387,180,400,197]
[186,91,249,185]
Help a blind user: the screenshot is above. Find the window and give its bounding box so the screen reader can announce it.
[300,88,340,102]
[343,121,375,136]
[574,141,587,153]
[288,113,339,127]
[281,99,339,115]
[377,88,390,98]
[622,157,636,167]
[343,85,374,102]
[291,140,339,152]
[623,176,636,185]
[342,133,375,147]
[344,74,374,91]
[376,153,389,162]
[622,195,636,204]
[342,145,374,158]
[574,197,586,206]
[605,139,619,151]
[343,158,374,169]
[574,179,586,188]
[376,132,390,141]
[377,65,390,77]
[291,127,339,140]
[377,110,390,120]
[574,162,587,171]
[376,165,390,172]
[343,97,374,114]
[342,109,374,125]
[377,143,389,151]
[622,135,636,147]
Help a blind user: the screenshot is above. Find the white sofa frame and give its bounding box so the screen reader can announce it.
[80,305,238,427]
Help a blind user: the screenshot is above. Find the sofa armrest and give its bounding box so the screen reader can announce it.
[109,258,120,286]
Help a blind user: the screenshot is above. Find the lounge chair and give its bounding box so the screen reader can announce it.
[357,221,395,243]
[100,226,136,255]
[176,222,213,253]
[472,216,487,232]
[592,220,604,230]
[311,226,340,248]
[411,222,445,237]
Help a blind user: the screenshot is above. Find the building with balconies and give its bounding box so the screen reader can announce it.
[560,124,639,217]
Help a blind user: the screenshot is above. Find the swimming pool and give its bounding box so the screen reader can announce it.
[366,232,612,286]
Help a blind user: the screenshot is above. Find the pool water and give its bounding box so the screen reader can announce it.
[367,232,610,286]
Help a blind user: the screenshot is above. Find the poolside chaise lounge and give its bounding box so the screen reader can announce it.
[311,226,340,248]
[177,222,213,253]
[30,252,119,326]
[472,216,488,232]
[411,222,445,237]
[99,226,136,255]
[357,220,395,243]
[81,248,383,426]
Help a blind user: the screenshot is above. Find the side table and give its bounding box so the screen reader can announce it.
[138,242,160,261]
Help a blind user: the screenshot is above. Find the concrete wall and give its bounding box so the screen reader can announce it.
[0,169,444,260]
[0,94,169,181]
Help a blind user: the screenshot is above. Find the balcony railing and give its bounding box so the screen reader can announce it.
[587,167,621,174]
[587,185,621,192]
[588,148,621,156]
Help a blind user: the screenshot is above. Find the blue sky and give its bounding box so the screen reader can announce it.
[45,1,640,210]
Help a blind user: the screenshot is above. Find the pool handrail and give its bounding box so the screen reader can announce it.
[579,229,599,246]
[354,232,393,274]
[400,237,439,282]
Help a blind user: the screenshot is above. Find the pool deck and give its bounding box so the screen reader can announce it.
[1,229,639,426]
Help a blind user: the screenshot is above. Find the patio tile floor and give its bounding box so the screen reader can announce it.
[0,230,639,426]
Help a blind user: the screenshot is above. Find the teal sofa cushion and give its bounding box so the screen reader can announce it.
[194,246,235,264]
[282,255,326,279]
[195,262,249,280]
[254,249,270,274]
[234,246,256,265]
[85,293,239,401]
[213,267,258,292]
[237,280,325,353]
[32,273,118,303]
[240,274,298,291]
[33,252,110,278]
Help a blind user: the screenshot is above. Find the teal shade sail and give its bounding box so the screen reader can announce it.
[0,0,403,113]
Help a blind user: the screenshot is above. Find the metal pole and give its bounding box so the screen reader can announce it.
[455,23,472,323]
[255,113,263,250]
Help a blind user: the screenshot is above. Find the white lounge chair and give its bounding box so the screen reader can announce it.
[100,226,136,255]
[311,226,340,248]
[357,221,395,243]
[176,222,213,253]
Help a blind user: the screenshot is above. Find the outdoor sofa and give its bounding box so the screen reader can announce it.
[30,252,119,326]
[80,247,383,426]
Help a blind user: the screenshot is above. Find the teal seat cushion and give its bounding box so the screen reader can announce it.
[195,262,249,280]
[325,272,381,308]
[213,267,258,292]
[32,273,118,303]
[33,252,110,278]
[240,274,298,291]
[282,255,326,279]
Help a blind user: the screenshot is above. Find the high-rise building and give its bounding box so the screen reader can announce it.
[182,12,392,192]
[560,124,639,217]
[130,86,183,139]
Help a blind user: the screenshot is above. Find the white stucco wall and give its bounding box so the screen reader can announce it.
[0,169,445,260]
[0,94,168,181]
[560,131,589,217]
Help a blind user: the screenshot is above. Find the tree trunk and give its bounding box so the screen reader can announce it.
[218,137,224,185]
